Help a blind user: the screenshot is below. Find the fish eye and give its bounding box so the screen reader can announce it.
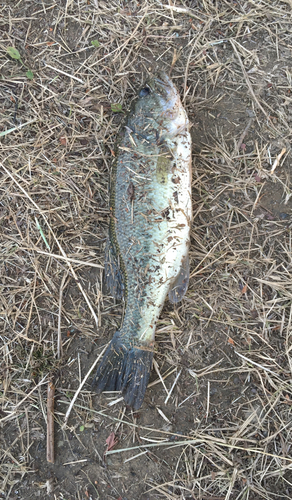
[139,86,151,97]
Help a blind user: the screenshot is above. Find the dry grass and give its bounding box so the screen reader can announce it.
[1,0,292,499]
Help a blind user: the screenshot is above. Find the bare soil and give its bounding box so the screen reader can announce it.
[1,1,292,500]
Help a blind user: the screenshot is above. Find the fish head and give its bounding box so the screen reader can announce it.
[137,72,188,138]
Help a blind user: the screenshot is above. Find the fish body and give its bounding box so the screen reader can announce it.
[93,73,192,409]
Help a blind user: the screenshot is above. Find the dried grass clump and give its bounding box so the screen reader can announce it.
[1,0,292,499]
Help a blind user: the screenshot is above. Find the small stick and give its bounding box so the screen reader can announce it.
[24,274,37,336]
[206,381,210,421]
[153,359,170,398]
[28,248,103,269]
[43,62,85,84]
[63,345,107,425]
[235,351,278,376]
[148,367,177,388]
[57,273,68,359]
[163,4,199,18]
[271,148,286,174]
[234,117,254,154]
[230,40,268,118]
[47,381,55,464]
[156,407,171,424]
[164,369,182,404]
[63,459,88,466]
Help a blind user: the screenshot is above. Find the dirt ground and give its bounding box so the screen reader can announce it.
[1,1,292,499]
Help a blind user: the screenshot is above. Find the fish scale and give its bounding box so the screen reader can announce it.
[93,72,192,409]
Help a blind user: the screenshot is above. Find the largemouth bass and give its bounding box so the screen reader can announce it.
[93,72,192,409]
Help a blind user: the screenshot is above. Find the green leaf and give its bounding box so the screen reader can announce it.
[111,103,123,113]
[91,40,100,48]
[7,47,21,60]
[35,216,50,250]
[0,119,36,138]
[79,425,85,432]
[26,70,34,80]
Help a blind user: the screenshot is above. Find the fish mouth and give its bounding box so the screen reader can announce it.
[145,71,177,102]
[152,71,171,86]
[138,71,185,133]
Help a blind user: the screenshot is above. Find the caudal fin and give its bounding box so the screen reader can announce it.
[92,332,153,410]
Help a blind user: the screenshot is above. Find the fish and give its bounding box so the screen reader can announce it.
[92,72,192,410]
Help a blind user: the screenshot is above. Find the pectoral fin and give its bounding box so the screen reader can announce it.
[168,254,190,303]
[104,238,125,299]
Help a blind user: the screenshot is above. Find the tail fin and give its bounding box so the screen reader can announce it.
[92,332,153,410]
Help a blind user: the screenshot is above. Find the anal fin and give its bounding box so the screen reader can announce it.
[168,254,190,304]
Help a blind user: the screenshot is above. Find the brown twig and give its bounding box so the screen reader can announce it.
[46,381,55,464]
